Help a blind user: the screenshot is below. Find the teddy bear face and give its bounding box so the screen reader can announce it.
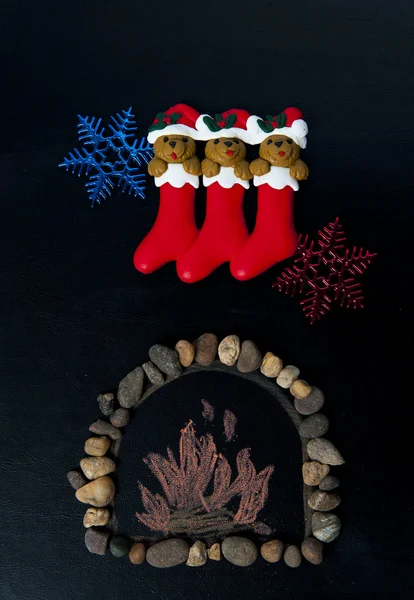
[153,134,197,164]
[205,137,247,167]
[259,134,300,167]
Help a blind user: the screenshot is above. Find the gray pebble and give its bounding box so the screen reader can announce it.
[142,361,165,386]
[110,408,130,428]
[194,333,219,366]
[97,392,115,416]
[307,438,345,466]
[319,475,340,491]
[299,414,329,438]
[110,536,131,558]
[221,536,258,567]
[85,528,110,555]
[118,366,144,408]
[312,512,341,543]
[146,539,189,568]
[294,387,324,415]
[67,470,87,490]
[149,345,182,378]
[283,545,302,568]
[237,341,262,373]
[89,419,121,441]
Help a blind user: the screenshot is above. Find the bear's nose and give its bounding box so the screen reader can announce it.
[169,141,176,148]
[274,141,283,148]
[224,141,233,147]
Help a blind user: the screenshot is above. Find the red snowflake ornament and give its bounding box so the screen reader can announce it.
[273,218,377,324]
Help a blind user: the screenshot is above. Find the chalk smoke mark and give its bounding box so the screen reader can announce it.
[223,409,237,442]
[201,399,215,422]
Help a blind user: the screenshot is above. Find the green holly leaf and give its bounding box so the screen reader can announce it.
[276,112,287,128]
[225,114,237,128]
[265,114,273,122]
[203,116,221,132]
[148,121,167,132]
[214,113,223,123]
[155,112,165,122]
[169,112,182,125]
[257,119,274,133]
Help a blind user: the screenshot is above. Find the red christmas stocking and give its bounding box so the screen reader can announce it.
[134,182,198,274]
[176,181,249,283]
[230,184,298,280]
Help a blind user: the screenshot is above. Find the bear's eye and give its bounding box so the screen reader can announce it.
[287,138,293,144]
[163,136,169,142]
[267,139,273,145]
[233,139,239,144]
[182,138,188,143]
[214,139,220,145]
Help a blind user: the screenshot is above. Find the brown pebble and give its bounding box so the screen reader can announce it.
[307,438,345,466]
[89,419,121,441]
[308,490,341,511]
[110,408,131,428]
[237,340,262,373]
[301,538,323,565]
[260,539,284,563]
[175,340,195,367]
[218,335,241,366]
[302,461,330,486]
[207,543,221,561]
[290,379,312,399]
[277,365,300,388]
[142,361,165,386]
[284,545,302,568]
[75,475,115,507]
[194,333,218,366]
[294,387,324,415]
[319,475,340,491]
[85,528,110,555]
[260,352,283,378]
[97,392,115,416]
[67,470,87,490]
[83,507,110,528]
[84,436,111,457]
[80,456,116,480]
[187,541,207,566]
[129,542,146,564]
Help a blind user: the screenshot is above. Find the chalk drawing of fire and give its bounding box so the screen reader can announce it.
[136,402,274,538]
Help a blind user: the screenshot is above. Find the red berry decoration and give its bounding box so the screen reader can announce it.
[273,218,377,324]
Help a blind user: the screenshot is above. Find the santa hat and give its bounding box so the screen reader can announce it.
[247,107,308,148]
[195,109,251,143]
[147,103,201,143]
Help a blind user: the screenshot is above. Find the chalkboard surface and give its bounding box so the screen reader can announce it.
[1,1,412,598]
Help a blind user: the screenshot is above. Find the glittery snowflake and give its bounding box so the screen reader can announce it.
[273,218,377,324]
[59,107,153,206]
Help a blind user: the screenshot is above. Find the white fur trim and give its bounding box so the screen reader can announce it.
[247,115,308,148]
[203,166,250,189]
[253,166,299,191]
[154,163,199,189]
[195,115,251,143]
[147,125,200,144]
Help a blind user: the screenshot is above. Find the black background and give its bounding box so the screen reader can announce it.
[1,0,413,598]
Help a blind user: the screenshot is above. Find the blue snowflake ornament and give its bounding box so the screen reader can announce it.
[59,107,153,206]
